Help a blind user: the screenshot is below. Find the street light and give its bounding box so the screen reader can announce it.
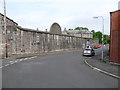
[93,16,104,61]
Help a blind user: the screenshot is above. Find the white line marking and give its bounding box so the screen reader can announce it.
[84,60,120,79]
[14,61,18,63]
[93,68,101,71]
[30,57,34,59]
[16,60,20,62]
[5,64,9,67]
[10,62,15,64]
[23,58,28,60]
[0,66,3,68]
[30,56,37,59]
[28,58,32,59]
[10,61,14,63]
[19,59,23,61]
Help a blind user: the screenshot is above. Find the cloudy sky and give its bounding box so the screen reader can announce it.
[0,0,119,34]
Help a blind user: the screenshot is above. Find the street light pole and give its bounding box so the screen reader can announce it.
[101,17,104,61]
[93,16,104,61]
[3,0,8,58]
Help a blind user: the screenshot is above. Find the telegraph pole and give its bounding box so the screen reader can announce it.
[4,0,8,58]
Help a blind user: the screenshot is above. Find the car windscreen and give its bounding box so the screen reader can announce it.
[84,49,91,51]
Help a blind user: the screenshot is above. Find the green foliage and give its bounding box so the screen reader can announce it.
[69,27,89,31]
[104,35,110,44]
[95,31,102,44]
[68,29,74,30]
[74,27,82,30]
[91,30,95,38]
[91,30,110,44]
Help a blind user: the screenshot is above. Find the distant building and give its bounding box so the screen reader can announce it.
[110,10,120,64]
[62,29,93,38]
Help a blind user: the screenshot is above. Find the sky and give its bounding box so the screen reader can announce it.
[0,0,119,34]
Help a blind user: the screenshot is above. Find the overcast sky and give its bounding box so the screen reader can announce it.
[0,0,119,34]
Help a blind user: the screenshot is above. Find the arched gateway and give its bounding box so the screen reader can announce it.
[49,23,62,34]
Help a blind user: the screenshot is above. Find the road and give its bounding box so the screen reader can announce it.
[2,48,118,88]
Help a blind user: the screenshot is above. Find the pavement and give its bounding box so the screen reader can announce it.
[84,48,120,79]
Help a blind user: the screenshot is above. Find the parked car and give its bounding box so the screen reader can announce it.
[93,45,101,49]
[86,46,92,49]
[83,48,95,56]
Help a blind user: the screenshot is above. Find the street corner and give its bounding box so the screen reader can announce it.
[84,60,120,79]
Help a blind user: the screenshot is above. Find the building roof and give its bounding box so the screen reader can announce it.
[110,10,120,14]
[64,30,92,34]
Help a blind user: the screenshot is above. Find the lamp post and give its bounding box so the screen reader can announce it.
[93,16,104,61]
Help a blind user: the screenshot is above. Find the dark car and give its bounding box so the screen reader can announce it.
[83,48,95,56]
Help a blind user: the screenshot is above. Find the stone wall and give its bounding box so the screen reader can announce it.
[0,13,18,58]
[0,14,97,59]
[1,26,87,58]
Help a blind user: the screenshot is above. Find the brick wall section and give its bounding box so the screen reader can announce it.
[110,10,120,63]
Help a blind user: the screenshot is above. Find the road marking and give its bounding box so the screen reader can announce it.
[84,60,120,79]
[93,68,101,71]
[10,61,14,63]
[23,58,28,60]
[5,64,10,67]
[0,56,38,68]
[30,57,34,59]
[0,66,3,69]
[28,57,32,59]
[10,62,15,64]
[30,56,37,59]
[19,59,23,61]
[30,57,35,59]
[14,60,18,63]
[16,60,20,62]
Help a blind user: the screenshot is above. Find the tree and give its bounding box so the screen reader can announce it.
[91,30,110,44]
[74,27,81,30]
[74,27,89,30]
[91,30,95,38]
[84,27,89,30]
[104,35,110,44]
[68,28,74,30]
[95,31,102,44]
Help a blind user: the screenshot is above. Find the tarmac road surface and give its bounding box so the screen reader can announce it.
[2,49,118,88]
